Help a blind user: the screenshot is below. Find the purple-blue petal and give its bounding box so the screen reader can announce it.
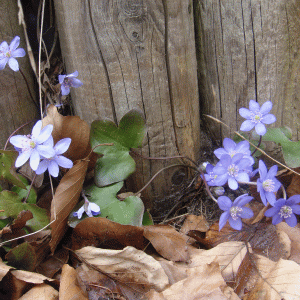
[239,207,254,219]
[259,101,272,114]
[214,148,227,159]
[228,177,238,190]
[223,138,236,152]
[285,214,297,227]
[262,114,276,124]
[272,213,283,225]
[264,207,279,217]
[229,217,242,230]
[219,211,230,230]
[234,194,253,207]
[218,196,232,211]
[287,195,300,205]
[258,160,268,179]
[265,192,276,206]
[239,108,252,119]
[255,123,267,135]
[291,205,300,215]
[236,172,250,183]
[249,100,260,112]
[240,120,255,132]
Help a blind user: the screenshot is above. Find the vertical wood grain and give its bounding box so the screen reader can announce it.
[54,0,200,209]
[195,0,300,140]
[0,1,38,148]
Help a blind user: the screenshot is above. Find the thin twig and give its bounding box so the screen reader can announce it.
[24,173,36,203]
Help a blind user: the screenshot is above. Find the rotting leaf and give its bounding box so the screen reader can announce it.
[42,104,91,162]
[50,157,89,254]
[75,246,169,292]
[90,109,146,187]
[72,217,148,251]
[18,283,59,299]
[143,225,191,262]
[5,242,36,272]
[10,211,33,232]
[59,264,88,300]
[0,150,26,189]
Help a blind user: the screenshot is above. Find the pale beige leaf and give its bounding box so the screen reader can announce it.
[59,264,88,300]
[18,284,58,300]
[245,255,300,300]
[189,241,248,282]
[75,246,169,292]
[0,258,12,280]
[50,159,89,253]
[11,269,54,284]
[180,214,209,234]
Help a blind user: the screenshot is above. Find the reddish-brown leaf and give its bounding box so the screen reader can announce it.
[42,104,91,162]
[50,158,89,253]
[143,225,190,262]
[72,217,148,251]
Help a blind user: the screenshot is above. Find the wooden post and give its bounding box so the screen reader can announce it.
[0,0,38,148]
[53,0,200,212]
[195,0,300,142]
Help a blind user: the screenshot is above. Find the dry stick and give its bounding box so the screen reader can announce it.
[204,114,300,176]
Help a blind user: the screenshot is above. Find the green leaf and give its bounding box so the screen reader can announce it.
[142,210,154,226]
[69,182,144,227]
[90,109,146,186]
[0,150,26,189]
[5,242,36,271]
[11,185,37,204]
[262,128,300,168]
[0,191,49,231]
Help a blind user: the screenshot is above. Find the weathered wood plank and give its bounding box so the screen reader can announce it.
[195,0,300,141]
[0,0,38,148]
[54,0,200,210]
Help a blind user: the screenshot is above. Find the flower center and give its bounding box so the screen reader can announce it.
[229,150,236,158]
[227,164,239,177]
[263,179,275,192]
[63,77,72,87]
[251,111,262,124]
[230,206,243,220]
[5,51,11,58]
[279,205,292,219]
[29,140,36,148]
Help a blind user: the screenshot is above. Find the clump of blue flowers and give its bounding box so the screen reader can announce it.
[203,100,300,231]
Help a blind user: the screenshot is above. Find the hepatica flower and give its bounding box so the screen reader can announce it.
[36,136,73,177]
[10,120,55,171]
[214,138,254,164]
[213,153,253,190]
[257,160,281,206]
[58,71,83,95]
[73,198,101,219]
[218,194,254,230]
[0,36,26,71]
[265,196,300,227]
[203,163,219,186]
[239,100,276,135]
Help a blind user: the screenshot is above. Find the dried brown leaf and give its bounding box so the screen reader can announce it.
[59,264,88,300]
[75,246,169,292]
[18,283,58,300]
[0,258,12,280]
[50,158,89,253]
[180,214,209,234]
[244,255,300,300]
[143,225,190,262]
[42,104,91,162]
[11,210,33,232]
[72,217,147,251]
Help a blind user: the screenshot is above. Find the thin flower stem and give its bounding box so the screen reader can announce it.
[19,67,39,110]
[24,174,36,203]
[238,181,257,186]
[4,119,35,150]
[134,164,198,196]
[251,135,262,156]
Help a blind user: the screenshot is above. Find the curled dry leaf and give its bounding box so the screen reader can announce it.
[180,214,209,235]
[59,264,88,300]
[75,246,169,292]
[143,225,191,262]
[72,217,148,251]
[244,255,300,300]
[50,158,89,253]
[42,104,91,162]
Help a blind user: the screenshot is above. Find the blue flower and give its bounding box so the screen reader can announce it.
[0,36,26,71]
[257,160,281,206]
[214,138,254,164]
[203,163,219,186]
[264,196,300,227]
[212,153,254,190]
[58,71,83,95]
[73,198,101,219]
[10,120,55,171]
[218,194,254,230]
[35,136,73,177]
[239,100,276,135]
